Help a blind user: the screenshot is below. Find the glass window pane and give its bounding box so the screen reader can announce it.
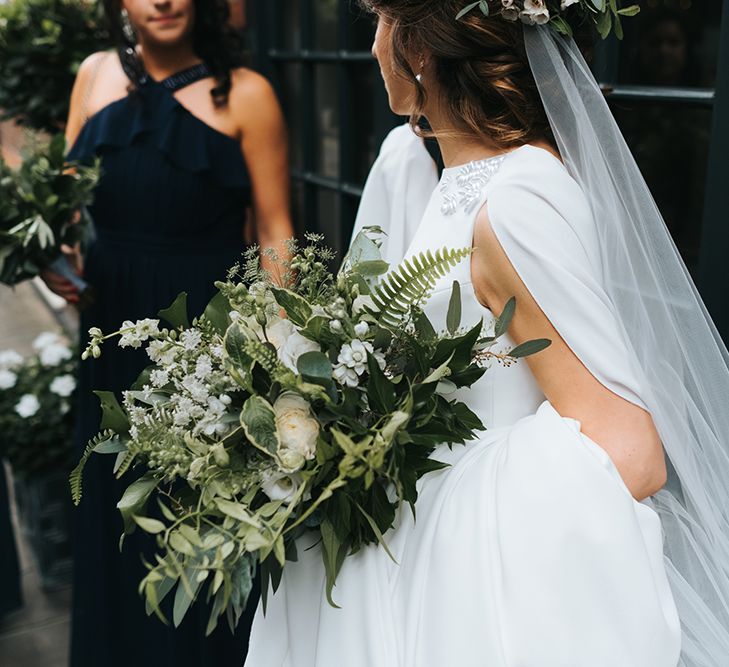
[314,0,338,51]
[617,1,723,88]
[277,63,304,171]
[276,0,301,51]
[349,6,377,52]
[316,190,342,248]
[612,103,712,274]
[315,65,339,179]
[350,63,378,185]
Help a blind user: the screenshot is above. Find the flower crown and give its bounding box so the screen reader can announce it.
[457,0,640,40]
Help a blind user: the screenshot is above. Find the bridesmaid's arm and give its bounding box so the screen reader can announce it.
[232,70,294,283]
[471,206,667,502]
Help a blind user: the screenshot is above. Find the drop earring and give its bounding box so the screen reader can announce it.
[121,8,136,43]
[415,58,425,85]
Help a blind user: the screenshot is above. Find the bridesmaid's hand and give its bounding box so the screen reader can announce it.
[39,243,84,304]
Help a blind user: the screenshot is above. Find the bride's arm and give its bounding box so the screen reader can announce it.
[472,206,667,501]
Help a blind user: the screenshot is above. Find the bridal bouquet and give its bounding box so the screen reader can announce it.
[0,331,76,479]
[71,230,548,633]
[0,134,100,289]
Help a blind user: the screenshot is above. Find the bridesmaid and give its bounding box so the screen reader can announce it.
[40,0,294,665]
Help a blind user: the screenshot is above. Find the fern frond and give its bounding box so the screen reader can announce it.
[69,429,115,505]
[115,449,137,478]
[372,247,471,327]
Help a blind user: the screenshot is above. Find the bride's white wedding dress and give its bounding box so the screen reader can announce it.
[245,145,682,667]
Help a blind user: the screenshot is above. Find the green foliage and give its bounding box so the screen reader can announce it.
[0,0,110,133]
[370,247,472,328]
[73,232,553,631]
[456,0,639,40]
[0,134,100,285]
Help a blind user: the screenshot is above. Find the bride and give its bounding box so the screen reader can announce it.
[246,2,729,665]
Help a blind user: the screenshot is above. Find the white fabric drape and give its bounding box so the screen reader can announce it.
[350,123,438,265]
[525,27,729,666]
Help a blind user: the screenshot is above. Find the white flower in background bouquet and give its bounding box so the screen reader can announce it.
[0,332,77,479]
[71,231,550,634]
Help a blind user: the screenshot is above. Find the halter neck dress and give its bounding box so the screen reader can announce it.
[67,53,256,667]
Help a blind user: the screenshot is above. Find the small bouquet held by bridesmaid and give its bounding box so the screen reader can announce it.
[0,134,99,292]
[70,230,549,633]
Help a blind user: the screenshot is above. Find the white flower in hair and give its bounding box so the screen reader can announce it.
[520,0,550,25]
[501,0,520,21]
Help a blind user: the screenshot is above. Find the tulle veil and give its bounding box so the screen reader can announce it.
[524,26,729,665]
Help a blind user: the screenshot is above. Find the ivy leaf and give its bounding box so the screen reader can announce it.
[94,390,130,434]
[297,350,333,388]
[270,286,312,327]
[446,280,462,335]
[116,474,157,533]
[240,395,280,456]
[158,292,189,329]
[202,292,231,335]
[366,353,396,414]
[224,323,254,389]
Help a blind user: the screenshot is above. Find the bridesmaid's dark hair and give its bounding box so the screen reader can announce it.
[360,0,594,149]
[104,0,246,106]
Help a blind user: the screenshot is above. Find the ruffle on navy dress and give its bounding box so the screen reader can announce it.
[69,56,256,667]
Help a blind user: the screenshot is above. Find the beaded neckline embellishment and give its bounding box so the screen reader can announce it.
[440,155,506,216]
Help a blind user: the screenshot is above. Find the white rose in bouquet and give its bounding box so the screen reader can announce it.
[261,469,304,504]
[15,394,40,418]
[265,319,320,372]
[274,393,320,466]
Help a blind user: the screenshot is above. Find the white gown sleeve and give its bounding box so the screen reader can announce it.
[485,148,648,410]
[350,124,438,266]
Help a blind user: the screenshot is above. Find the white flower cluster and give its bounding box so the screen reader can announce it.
[119,319,160,349]
[1,333,76,418]
[0,349,21,390]
[499,0,580,25]
[121,322,239,447]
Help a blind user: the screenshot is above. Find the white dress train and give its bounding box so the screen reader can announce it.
[245,145,682,667]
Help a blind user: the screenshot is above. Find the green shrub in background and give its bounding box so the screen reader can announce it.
[0,332,77,480]
[0,0,110,134]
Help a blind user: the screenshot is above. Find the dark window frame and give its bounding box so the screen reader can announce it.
[250,0,729,334]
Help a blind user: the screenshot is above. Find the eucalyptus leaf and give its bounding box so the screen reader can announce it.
[446,280,462,335]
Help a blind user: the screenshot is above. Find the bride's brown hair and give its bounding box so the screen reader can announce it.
[361,0,558,148]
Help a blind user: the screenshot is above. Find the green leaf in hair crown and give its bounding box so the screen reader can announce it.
[457,0,640,40]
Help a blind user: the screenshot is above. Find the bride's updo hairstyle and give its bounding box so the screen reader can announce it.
[361,0,583,148]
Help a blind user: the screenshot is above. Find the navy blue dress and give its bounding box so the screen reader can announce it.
[68,57,258,667]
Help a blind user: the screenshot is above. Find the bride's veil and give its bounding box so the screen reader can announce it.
[524,26,729,665]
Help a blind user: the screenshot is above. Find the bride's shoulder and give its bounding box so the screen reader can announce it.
[485,144,595,240]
